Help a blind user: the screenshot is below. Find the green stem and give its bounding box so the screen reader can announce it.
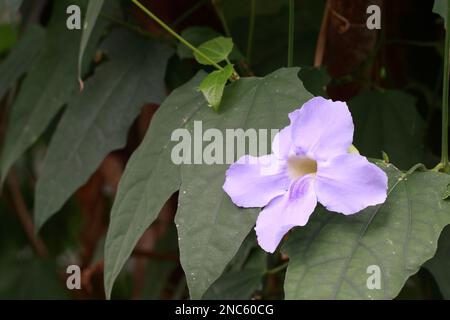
[442,5,450,172]
[173,0,209,27]
[246,0,256,63]
[212,0,232,37]
[131,0,223,71]
[100,13,154,39]
[265,262,289,275]
[287,0,295,67]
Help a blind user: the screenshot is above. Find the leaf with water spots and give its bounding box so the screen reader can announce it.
[284,163,450,299]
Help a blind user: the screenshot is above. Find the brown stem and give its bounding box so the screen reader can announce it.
[314,0,331,67]
[132,248,178,262]
[7,169,49,258]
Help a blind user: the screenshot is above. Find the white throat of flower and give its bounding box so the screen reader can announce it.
[287,156,317,180]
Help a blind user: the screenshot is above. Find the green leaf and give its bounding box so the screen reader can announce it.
[0,24,17,53]
[284,163,450,299]
[178,27,243,62]
[198,64,233,111]
[78,0,104,80]
[175,68,312,299]
[194,36,233,65]
[34,30,172,230]
[142,225,179,299]
[104,67,313,299]
[103,72,207,299]
[178,27,220,59]
[433,0,448,28]
[0,24,45,100]
[203,235,266,300]
[298,66,330,97]
[0,0,84,184]
[348,90,425,170]
[425,225,450,299]
[0,255,69,299]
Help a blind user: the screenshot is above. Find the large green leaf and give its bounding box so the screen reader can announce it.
[348,90,425,170]
[0,0,84,184]
[0,255,68,299]
[203,234,266,300]
[175,68,312,299]
[0,24,45,100]
[284,163,450,299]
[103,72,207,299]
[425,225,450,299]
[78,0,104,80]
[104,67,313,299]
[142,225,179,299]
[34,30,172,230]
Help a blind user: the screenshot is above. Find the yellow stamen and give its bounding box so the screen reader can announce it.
[287,156,317,180]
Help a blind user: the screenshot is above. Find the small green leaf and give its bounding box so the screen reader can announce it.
[382,151,390,163]
[283,163,450,299]
[194,36,233,65]
[198,64,234,111]
[178,27,220,59]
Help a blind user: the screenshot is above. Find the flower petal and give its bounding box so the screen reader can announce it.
[315,154,388,215]
[255,175,317,253]
[223,154,290,208]
[291,97,354,161]
[272,125,293,159]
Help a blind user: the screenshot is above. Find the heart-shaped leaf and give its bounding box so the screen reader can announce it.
[284,163,450,299]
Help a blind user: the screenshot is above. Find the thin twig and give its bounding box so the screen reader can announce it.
[7,169,49,258]
[132,248,179,262]
[211,0,232,37]
[314,0,331,67]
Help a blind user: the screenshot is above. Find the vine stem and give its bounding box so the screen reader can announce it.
[265,262,289,275]
[212,0,232,37]
[246,0,256,63]
[287,0,295,67]
[131,0,223,71]
[441,4,450,173]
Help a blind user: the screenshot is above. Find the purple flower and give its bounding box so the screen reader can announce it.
[223,97,388,253]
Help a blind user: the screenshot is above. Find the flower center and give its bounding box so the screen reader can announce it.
[287,156,317,180]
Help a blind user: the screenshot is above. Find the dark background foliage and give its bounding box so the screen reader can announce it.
[0,0,448,299]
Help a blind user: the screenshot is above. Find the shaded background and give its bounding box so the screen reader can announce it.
[0,0,447,299]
